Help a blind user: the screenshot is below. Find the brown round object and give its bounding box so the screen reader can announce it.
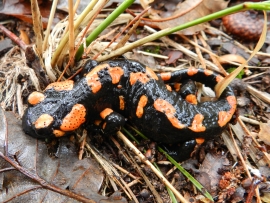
[222,11,264,41]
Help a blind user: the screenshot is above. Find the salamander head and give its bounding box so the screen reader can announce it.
[22,91,87,139]
[22,106,58,139]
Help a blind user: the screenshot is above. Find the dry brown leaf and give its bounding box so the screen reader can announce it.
[258,121,270,146]
[261,192,270,203]
[197,153,230,193]
[215,11,267,98]
[0,108,127,203]
[146,0,229,35]
[218,54,247,65]
[165,50,183,65]
[0,0,63,28]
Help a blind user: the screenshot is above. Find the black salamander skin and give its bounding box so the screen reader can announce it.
[22,59,236,144]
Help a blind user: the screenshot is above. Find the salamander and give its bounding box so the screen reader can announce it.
[22,59,236,144]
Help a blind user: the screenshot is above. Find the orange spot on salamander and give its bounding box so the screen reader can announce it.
[160,72,171,81]
[34,114,54,129]
[130,67,158,85]
[108,67,124,84]
[130,72,150,85]
[154,99,186,129]
[60,104,86,131]
[188,114,206,132]
[119,96,125,110]
[85,63,109,93]
[100,108,113,119]
[28,91,45,105]
[204,69,213,76]
[187,67,198,76]
[174,83,181,91]
[94,120,102,126]
[166,85,172,91]
[216,75,224,83]
[136,95,148,118]
[53,129,66,137]
[195,137,205,144]
[102,122,107,129]
[85,72,102,93]
[185,94,198,105]
[45,80,74,91]
[218,96,237,127]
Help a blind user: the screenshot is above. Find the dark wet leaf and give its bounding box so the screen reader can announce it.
[258,121,270,146]
[220,42,260,66]
[0,0,64,28]
[0,38,13,57]
[143,0,228,35]
[0,108,121,203]
[165,50,183,65]
[196,153,229,194]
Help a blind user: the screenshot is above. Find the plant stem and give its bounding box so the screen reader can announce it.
[96,2,270,61]
[75,0,135,61]
[158,147,214,201]
[51,0,99,68]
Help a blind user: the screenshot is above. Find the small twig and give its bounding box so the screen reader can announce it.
[247,85,270,104]
[0,152,96,203]
[117,131,189,203]
[193,34,206,69]
[136,50,168,59]
[76,0,108,58]
[237,118,270,165]
[57,0,108,82]
[224,127,262,203]
[51,0,99,67]
[78,130,87,160]
[228,126,252,180]
[68,0,75,68]
[0,24,27,50]
[197,34,227,75]
[239,116,260,125]
[31,0,43,55]
[0,167,15,173]
[96,2,270,61]
[16,84,24,117]
[75,0,135,61]
[110,136,130,164]
[128,153,164,203]
[139,0,202,22]
[242,71,266,82]
[126,179,141,188]
[79,137,135,201]
[111,162,141,181]
[145,26,220,72]
[86,27,118,57]
[3,186,43,202]
[43,0,58,52]
[93,7,150,59]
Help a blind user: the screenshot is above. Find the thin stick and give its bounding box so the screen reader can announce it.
[117,131,189,203]
[68,0,75,67]
[96,2,270,62]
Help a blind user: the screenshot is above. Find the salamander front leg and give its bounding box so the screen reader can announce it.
[99,108,125,135]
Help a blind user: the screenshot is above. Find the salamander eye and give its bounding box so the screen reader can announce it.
[53,129,66,137]
[28,91,45,106]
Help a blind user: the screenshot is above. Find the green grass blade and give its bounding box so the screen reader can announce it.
[75,0,135,61]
